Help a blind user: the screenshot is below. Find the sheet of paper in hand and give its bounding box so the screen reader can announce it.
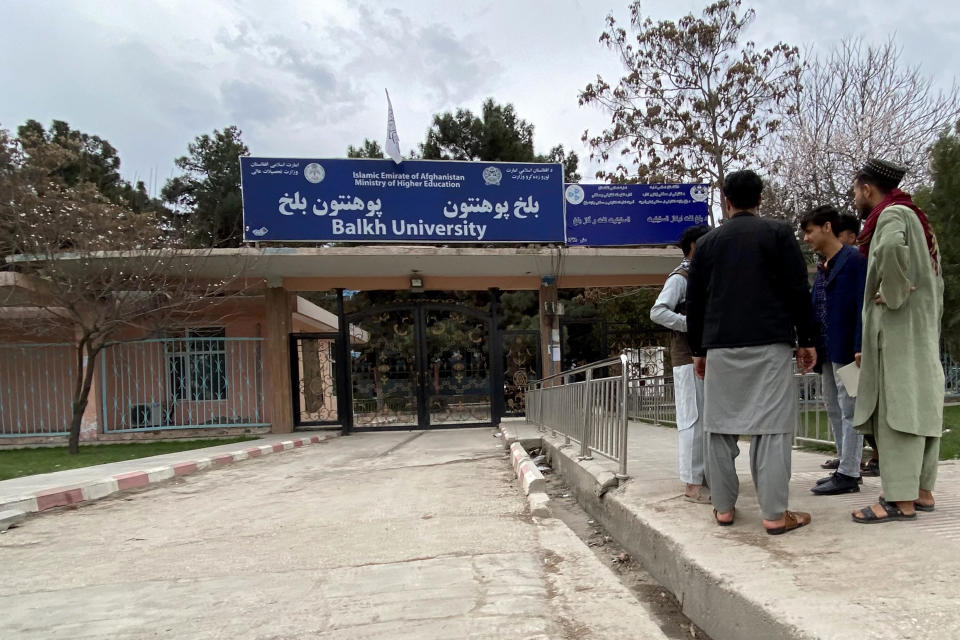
[836,362,860,397]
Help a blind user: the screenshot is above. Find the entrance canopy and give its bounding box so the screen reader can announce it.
[10,245,683,292]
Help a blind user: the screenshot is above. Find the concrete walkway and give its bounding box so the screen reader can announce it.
[0,427,670,639]
[0,433,334,524]
[512,418,960,640]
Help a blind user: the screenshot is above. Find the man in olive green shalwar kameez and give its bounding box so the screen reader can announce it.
[851,158,944,524]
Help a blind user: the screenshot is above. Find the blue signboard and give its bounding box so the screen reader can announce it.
[241,157,564,243]
[563,183,710,246]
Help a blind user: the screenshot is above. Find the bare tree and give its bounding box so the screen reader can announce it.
[1,127,248,453]
[579,0,801,218]
[766,37,960,222]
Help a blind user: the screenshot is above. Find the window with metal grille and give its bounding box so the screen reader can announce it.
[166,328,227,401]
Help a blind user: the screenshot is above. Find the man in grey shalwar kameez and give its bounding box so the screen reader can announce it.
[686,170,818,535]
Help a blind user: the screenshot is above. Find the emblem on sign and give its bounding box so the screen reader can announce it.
[304,163,325,184]
[690,184,709,202]
[565,184,585,205]
[482,166,502,186]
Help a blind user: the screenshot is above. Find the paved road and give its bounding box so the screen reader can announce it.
[0,428,665,639]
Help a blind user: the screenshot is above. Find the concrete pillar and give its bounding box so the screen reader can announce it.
[265,286,294,433]
[538,278,561,385]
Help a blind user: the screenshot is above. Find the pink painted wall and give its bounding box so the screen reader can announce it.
[0,297,284,437]
[98,305,269,432]
[0,342,75,436]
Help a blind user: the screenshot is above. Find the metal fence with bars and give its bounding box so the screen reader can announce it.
[529,342,958,456]
[944,341,960,399]
[628,379,677,426]
[623,367,834,447]
[0,343,75,437]
[526,351,631,477]
[100,336,268,433]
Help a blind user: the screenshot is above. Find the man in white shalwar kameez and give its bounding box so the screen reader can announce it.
[651,225,711,503]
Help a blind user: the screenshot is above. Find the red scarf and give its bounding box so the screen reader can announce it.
[857,188,939,274]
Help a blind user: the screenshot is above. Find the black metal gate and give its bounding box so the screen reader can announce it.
[343,302,500,431]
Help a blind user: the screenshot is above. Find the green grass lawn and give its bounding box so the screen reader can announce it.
[0,437,260,481]
[798,405,960,460]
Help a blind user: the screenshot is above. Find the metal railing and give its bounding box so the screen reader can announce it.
[0,343,75,437]
[100,337,268,433]
[531,343,957,459]
[628,378,677,425]
[793,371,831,447]
[943,341,959,399]
[526,351,631,478]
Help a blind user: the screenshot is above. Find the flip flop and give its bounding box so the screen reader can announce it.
[713,508,735,526]
[765,510,811,535]
[852,498,917,524]
[879,495,935,512]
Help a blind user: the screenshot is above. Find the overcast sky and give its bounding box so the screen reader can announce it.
[2,0,957,193]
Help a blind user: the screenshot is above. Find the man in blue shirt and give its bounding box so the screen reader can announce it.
[800,205,868,494]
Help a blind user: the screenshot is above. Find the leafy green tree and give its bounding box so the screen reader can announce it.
[15,120,162,215]
[419,98,581,182]
[17,119,123,198]
[541,144,581,183]
[915,121,960,358]
[580,0,801,217]
[162,126,249,247]
[421,99,534,162]
[346,139,385,159]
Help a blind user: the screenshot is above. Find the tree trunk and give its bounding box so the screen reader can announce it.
[68,342,100,455]
[716,165,728,224]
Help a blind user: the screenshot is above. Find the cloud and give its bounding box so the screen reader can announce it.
[212,22,364,121]
[338,5,501,105]
[220,80,286,123]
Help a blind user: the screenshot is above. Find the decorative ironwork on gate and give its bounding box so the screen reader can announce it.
[291,333,339,427]
[502,330,540,417]
[344,302,494,430]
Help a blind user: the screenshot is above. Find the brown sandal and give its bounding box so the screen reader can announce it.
[765,510,811,535]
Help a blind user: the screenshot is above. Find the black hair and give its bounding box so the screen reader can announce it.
[854,170,896,194]
[834,212,861,236]
[722,170,763,210]
[798,205,840,235]
[679,224,710,257]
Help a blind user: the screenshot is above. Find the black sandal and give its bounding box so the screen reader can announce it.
[714,508,735,526]
[879,495,935,512]
[852,498,917,524]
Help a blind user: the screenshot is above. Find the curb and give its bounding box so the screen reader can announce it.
[507,439,551,518]
[0,509,26,532]
[539,431,805,640]
[499,421,542,452]
[0,435,331,521]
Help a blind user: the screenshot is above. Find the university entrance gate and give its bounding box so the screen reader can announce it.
[290,297,541,432]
